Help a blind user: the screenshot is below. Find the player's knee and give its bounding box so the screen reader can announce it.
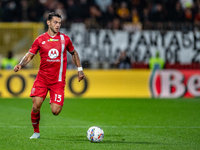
[52,110,61,116]
[51,103,62,116]
[32,97,43,112]
[51,107,62,116]
[32,105,40,112]
[52,112,59,116]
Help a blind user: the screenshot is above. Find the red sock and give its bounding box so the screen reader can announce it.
[31,110,40,133]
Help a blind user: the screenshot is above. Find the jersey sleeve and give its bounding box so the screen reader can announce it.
[29,37,39,55]
[66,36,74,52]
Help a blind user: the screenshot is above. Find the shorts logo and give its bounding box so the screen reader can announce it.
[31,88,35,94]
[48,49,59,59]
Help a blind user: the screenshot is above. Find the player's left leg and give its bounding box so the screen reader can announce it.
[49,82,65,116]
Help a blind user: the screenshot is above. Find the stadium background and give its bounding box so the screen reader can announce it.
[0,0,200,98]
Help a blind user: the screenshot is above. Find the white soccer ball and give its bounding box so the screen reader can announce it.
[87,126,104,142]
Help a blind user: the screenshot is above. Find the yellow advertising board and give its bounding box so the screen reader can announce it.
[0,69,151,98]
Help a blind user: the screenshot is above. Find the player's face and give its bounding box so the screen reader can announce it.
[49,17,61,33]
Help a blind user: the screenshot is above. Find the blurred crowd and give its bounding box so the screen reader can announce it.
[0,0,200,30]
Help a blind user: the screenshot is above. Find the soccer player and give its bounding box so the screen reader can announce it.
[13,12,85,139]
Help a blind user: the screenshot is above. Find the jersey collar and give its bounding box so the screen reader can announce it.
[46,31,60,38]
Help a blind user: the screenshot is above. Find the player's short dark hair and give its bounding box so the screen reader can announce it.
[48,12,61,21]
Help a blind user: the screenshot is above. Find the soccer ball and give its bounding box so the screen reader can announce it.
[87,126,104,142]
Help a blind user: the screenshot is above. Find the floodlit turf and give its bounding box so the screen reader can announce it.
[0,98,200,150]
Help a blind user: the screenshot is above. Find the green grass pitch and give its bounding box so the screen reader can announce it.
[0,97,200,150]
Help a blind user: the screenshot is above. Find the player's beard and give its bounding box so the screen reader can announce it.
[50,25,58,34]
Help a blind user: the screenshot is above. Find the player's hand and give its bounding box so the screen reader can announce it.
[78,71,85,82]
[13,64,22,72]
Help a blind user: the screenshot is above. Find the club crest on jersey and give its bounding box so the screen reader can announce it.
[48,38,59,42]
[48,49,59,59]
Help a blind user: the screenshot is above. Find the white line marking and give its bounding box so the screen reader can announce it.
[0,126,200,128]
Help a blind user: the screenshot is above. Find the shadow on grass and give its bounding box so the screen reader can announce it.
[40,137,165,145]
[101,140,160,145]
[40,135,166,145]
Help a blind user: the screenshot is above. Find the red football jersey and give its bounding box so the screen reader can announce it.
[29,32,74,83]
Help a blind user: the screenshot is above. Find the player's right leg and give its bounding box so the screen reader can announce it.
[29,75,48,139]
[30,96,43,139]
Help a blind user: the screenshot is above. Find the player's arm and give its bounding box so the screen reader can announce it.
[13,52,35,72]
[69,50,85,82]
